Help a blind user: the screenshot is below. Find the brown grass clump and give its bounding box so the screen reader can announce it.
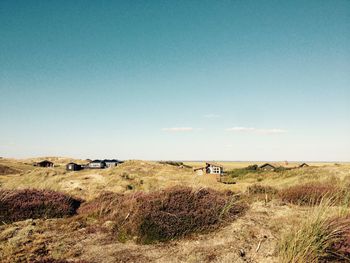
[79,186,247,243]
[0,189,82,223]
[246,184,279,203]
[325,216,350,262]
[0,164,20,175]
[247,184,278,195]
[31,259,89,263]
[279,182,338,206]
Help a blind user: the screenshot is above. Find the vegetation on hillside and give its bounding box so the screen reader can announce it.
[158,161,192,168]
[0,159,349,262]
[278,199,350,262]
[0,164,20,175]
[279,182,342,206]
[0,189,82,223]
[79,186,248,244]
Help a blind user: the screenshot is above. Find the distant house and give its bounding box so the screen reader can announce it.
[34,160,54,168]
[87,160,106,169]
[259,163,275,171]
[66,162,82,171]
[194,162,224,176]
[103,159,122,168]
[206,162,224,175]
[299,163,309,168]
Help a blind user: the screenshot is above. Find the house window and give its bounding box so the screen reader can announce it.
[212,167,221,174]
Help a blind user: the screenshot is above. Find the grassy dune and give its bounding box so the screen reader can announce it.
[0,158,350,262]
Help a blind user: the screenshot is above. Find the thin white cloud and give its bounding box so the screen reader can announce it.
[225,127,287,134]
[203,114,221,118]
[162,127,194,132]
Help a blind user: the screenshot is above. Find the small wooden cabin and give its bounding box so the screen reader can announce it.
[34,160,54,168]
[206,162,224,175]
[103,159,121,168]
[259,163,275,171]
[66,163,82,171]
[194,162,224,176]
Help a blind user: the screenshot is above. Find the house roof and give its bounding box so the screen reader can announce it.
[206,162,223,168]
[260,163,276,168]
[193,167,206,171]
[90,160,104,163]
[103,159,120,163]
[38,160,53,164]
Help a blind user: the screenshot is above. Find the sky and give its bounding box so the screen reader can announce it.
[0,0,350,161]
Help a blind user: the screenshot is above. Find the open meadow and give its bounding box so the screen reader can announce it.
[1,158,350,263]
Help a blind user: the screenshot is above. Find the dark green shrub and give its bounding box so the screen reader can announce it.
[226,168,262,178]
[246,164,258,171]
[274,166,288,172]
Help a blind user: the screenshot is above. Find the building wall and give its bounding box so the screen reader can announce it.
[207,165,223,174]
[88,163,104,168]
[105,162,117,168]
[261,165,274,171]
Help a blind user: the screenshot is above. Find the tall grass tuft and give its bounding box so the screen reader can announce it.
[278,197,350,262]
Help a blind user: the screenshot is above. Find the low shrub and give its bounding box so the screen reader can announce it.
[246,164,258,171]
[274,166,288,172]
[279,182,338,206]
[247,184,278,195]
[226,168,260,178]
[246,184,278,203]
[0,164,20,175]
[79,186,247,243]
[0,189,82,223]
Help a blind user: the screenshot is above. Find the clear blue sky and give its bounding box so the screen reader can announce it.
[1,0,349,161]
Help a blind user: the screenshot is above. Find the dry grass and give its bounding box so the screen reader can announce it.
[31,258,89,263]
[0,164,20,175]
[0,160,232,200]
[278,198,350,263]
